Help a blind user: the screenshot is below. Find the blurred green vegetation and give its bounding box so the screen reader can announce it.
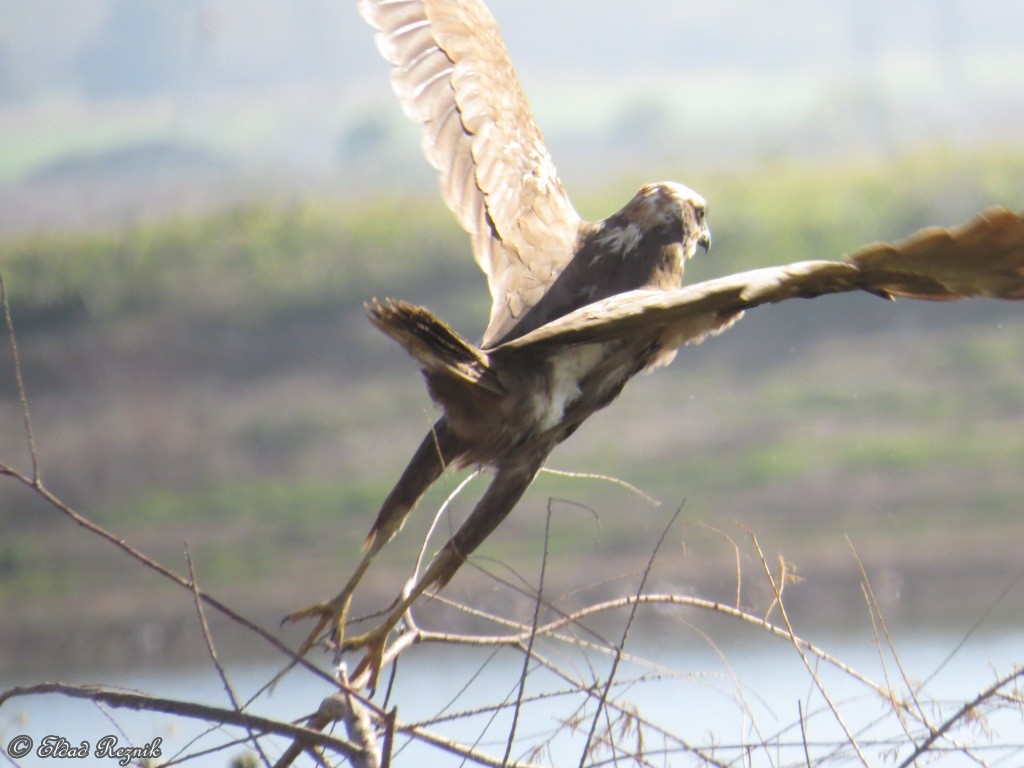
[0,196,475,329]
[3,146,1023,332]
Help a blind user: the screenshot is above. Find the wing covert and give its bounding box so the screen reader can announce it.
[496,207,1024,353]
[359,0,583,346]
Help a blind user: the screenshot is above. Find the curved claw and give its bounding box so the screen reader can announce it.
[282,592,353,657]
[346,625,392,691]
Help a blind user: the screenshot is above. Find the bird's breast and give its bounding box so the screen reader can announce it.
[529,343,621,431]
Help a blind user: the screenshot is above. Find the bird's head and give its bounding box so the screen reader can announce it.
[622,181,711,260]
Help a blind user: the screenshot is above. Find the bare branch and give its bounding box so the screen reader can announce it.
[0,683,365,760]
[899,663,1024,768]
[396,724,545,768]
[0,268,38,482]
[294,671,382,768]
[0,466,360,702]
[186,547,273,768]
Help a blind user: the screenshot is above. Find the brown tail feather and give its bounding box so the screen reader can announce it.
[366,298,505,394]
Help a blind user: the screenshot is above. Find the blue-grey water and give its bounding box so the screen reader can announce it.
[2,630,1022,767]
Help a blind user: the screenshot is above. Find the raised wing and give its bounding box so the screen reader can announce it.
[496,207,1024,353]
[359,0,583,346]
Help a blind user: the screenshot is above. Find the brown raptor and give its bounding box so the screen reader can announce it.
[285,0,1024,685]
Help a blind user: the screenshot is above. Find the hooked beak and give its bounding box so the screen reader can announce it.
[697,226,712,253]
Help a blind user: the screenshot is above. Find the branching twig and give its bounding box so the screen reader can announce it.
[746,527,870,768]
[0,464,358,702]
[897,664,1024,768]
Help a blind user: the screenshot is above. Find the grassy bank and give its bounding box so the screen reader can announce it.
[4,146,1024,333]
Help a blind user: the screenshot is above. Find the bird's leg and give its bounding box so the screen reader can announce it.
[283,543,381,657]
[344,546,461,689]
[284,420,458,656]
[343,459,544,688]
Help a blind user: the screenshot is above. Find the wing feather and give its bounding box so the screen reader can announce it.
[847,207,1024,300]
[359,0,583,346]
[496,207,1024,353]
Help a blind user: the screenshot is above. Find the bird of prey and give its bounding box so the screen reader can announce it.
[286,0,1024,681]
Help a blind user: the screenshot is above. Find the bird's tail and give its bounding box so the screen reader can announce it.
[366,298,505,395]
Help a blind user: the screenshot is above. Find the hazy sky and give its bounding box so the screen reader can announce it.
[1,0,1022,218]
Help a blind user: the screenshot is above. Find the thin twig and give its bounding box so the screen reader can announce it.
[746,527,870,768]
[854,568,922,750]
[465,554,644,664]
[898,663,1024,768]
[0,269,38,482]
[798,700,812,768]
[158,731,259,767]
[848,538,929,725]
[408,679,659,731]
[186,546,273,768]
[579,504,682,768]
[922,567,1024,691]
[531,645,728,768]
[0,465,361,705]
[415,469,481,578]
[412,606,724,768]
[664,612,775,753]
[403,725,544,768]
[540,467,661,507]
[504,501,554,764]
[421,593,889,699]
[681,521,744,608]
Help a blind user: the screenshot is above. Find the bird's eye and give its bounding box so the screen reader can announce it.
[695,206,706,223]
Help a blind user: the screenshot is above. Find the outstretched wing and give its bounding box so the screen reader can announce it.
[496,207,1024,353]
[359,0,583,346]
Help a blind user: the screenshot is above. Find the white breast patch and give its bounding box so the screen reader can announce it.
[533,343,606,430]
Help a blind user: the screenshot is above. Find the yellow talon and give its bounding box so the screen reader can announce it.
[346,625,393,691]
[282,591,354,657]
